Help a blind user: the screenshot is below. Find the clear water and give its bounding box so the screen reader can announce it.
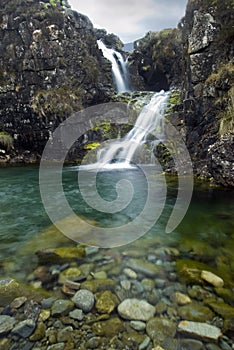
[0,165,234,279]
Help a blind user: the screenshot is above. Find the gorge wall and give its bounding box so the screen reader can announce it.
[0,0,113,162]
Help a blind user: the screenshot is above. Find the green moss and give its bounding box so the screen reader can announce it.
[31,85,83,118]
[219,86,234,135]
[0,132,13,150]
[84,142,101,150]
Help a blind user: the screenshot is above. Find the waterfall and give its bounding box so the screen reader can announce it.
[97,90,170,167]
[97,40,130,93]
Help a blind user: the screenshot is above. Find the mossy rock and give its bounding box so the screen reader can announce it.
[0,278,50,307]
[95,290,119,314]
[206,301,234,319]
[177,303,214,322]
[0,132,13,150]
[81,279,116,293]
[36,246,86,264]
[176,259,234,287]
[92,317,124,337]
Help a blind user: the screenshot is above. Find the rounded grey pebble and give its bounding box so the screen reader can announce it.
[72,289,95,312]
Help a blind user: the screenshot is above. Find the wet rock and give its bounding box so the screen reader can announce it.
[10,296,27,309]
[126,258,161,277]
[51,299,74,317]
[86,336,102,349]
[118,298,155,321]
[179,338,203,350]
[95,290,119,314]
[120,280,131,290]
[47,344,65,350]
[173,292,191,305]
[81,278,116,292]
[29,322,46,341]
[0,338,10,350]
[178,320,222,342]
[91,271,107,279]
[123,268,137,279]
[207,301,234,319]
[58,267,82,284]
[36,246,86,265]
[57,326,73,342]
[92,317,124,337]
[139,336,151,350]
[146,317,176,346]
[215,288,234,304]
[69,309,84,321]
[130,320,146,331]
[201,270,224,288]
[178,303,214,322]
[71,289,94,312]
[0,315,16,335]
[12,319,36,338]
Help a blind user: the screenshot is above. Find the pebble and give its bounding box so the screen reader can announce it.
[51,299,74,316]
[72,289,95,312]
[139,336,151,350]
[10,296,27,309]
[201,270,224,288]
[179,338,203,350]
[174,292,191,305]
[0,315,16,335]
[120,279,131,290]
[126,258,160,277]
[12,319,36,338]
[146,317,176,345]
[130,320,146,331]
[91,271,107,279]
[118,298,155,321]
[69,309,84,321]
[178,320,222,342]
[123,268,137,279]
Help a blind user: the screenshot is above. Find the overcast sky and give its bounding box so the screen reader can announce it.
[68,0,188,43]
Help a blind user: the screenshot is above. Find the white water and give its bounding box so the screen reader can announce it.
[97,40,130,93]
[97,90,170,167]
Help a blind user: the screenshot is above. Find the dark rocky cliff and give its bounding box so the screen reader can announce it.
[130,0,233,186]
[0,0,113,162]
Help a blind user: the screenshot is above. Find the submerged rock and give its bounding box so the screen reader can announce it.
[71,289,95,312]
[146,317,176,346]
[118,298,155,321]
[0,315,16,335]
[178,320,222,342]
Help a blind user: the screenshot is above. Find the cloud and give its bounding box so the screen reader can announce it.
[68,0,187,42]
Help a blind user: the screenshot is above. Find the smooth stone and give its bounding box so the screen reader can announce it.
[58,267,82,284]
[69,309,84,321]
[0,338,10,350]
[123,268,137,279]
[223,317,234,336]
[206,344,223,350]
[177,303,214,322]
[85,246,99,256]
[38,310,50,322]
[10,296,27,309]
[81,279,116,292]
[178,321,222,342]
[146,317,176,346]
[0,315,16,335]
[36,246,86,264]
[92,317,124,337]
[215,287,234,304]
[57,326,73,342]
[12,319,36,338]
[91,271,107,280]
[72,289,94,312]
[179,339,203,350]
[47,344,65,350]
[130,320,146,331]
[155,278,166,288]
[95,290,119,314]
[139,336,151,350]
[51,299,74,316]
[201,270,224,288]
[141,278,155,291]
[120,280,131,290]
[118,299,155,321]
[126,258,161,277]
[174,292,191,305]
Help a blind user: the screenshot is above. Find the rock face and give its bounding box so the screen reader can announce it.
[128,0,234,186]
[0,0,113,162]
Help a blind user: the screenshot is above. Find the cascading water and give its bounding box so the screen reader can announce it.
[97,90,170,167]
[97,40,130,93]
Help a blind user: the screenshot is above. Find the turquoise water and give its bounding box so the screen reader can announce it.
[0,165,234,278]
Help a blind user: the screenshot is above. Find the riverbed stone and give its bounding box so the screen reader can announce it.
[146,317,176,346]
[118,298,155,321]
[69,309,84,321]
[10,296,27,309]
[51,299,74,316]
[95,290,119,314]
[130,320,146,331]
[178,320,222,342]
[0,315,16,335]
[58,267,82,284]
[29,322,46,341]
[92,317,124,337]
[91,271,107,279]
[12,319,36,338]
[177,303,214,322]
[173,292,191,305]
[72,289,94,312]
[123,268,137,279]
[81,278,116,292]
[36,246,86,264]
[126,258,161,277]
[201,270,224,288]
[206,301,234,319]
[179,339,203,350]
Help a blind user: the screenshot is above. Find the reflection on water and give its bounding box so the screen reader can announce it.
[0,165,234,279]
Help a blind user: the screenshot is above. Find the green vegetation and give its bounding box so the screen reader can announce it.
[31,85,83,118]
[84,142,101,150]
[0,132,13,150]
[219,86,234,135]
